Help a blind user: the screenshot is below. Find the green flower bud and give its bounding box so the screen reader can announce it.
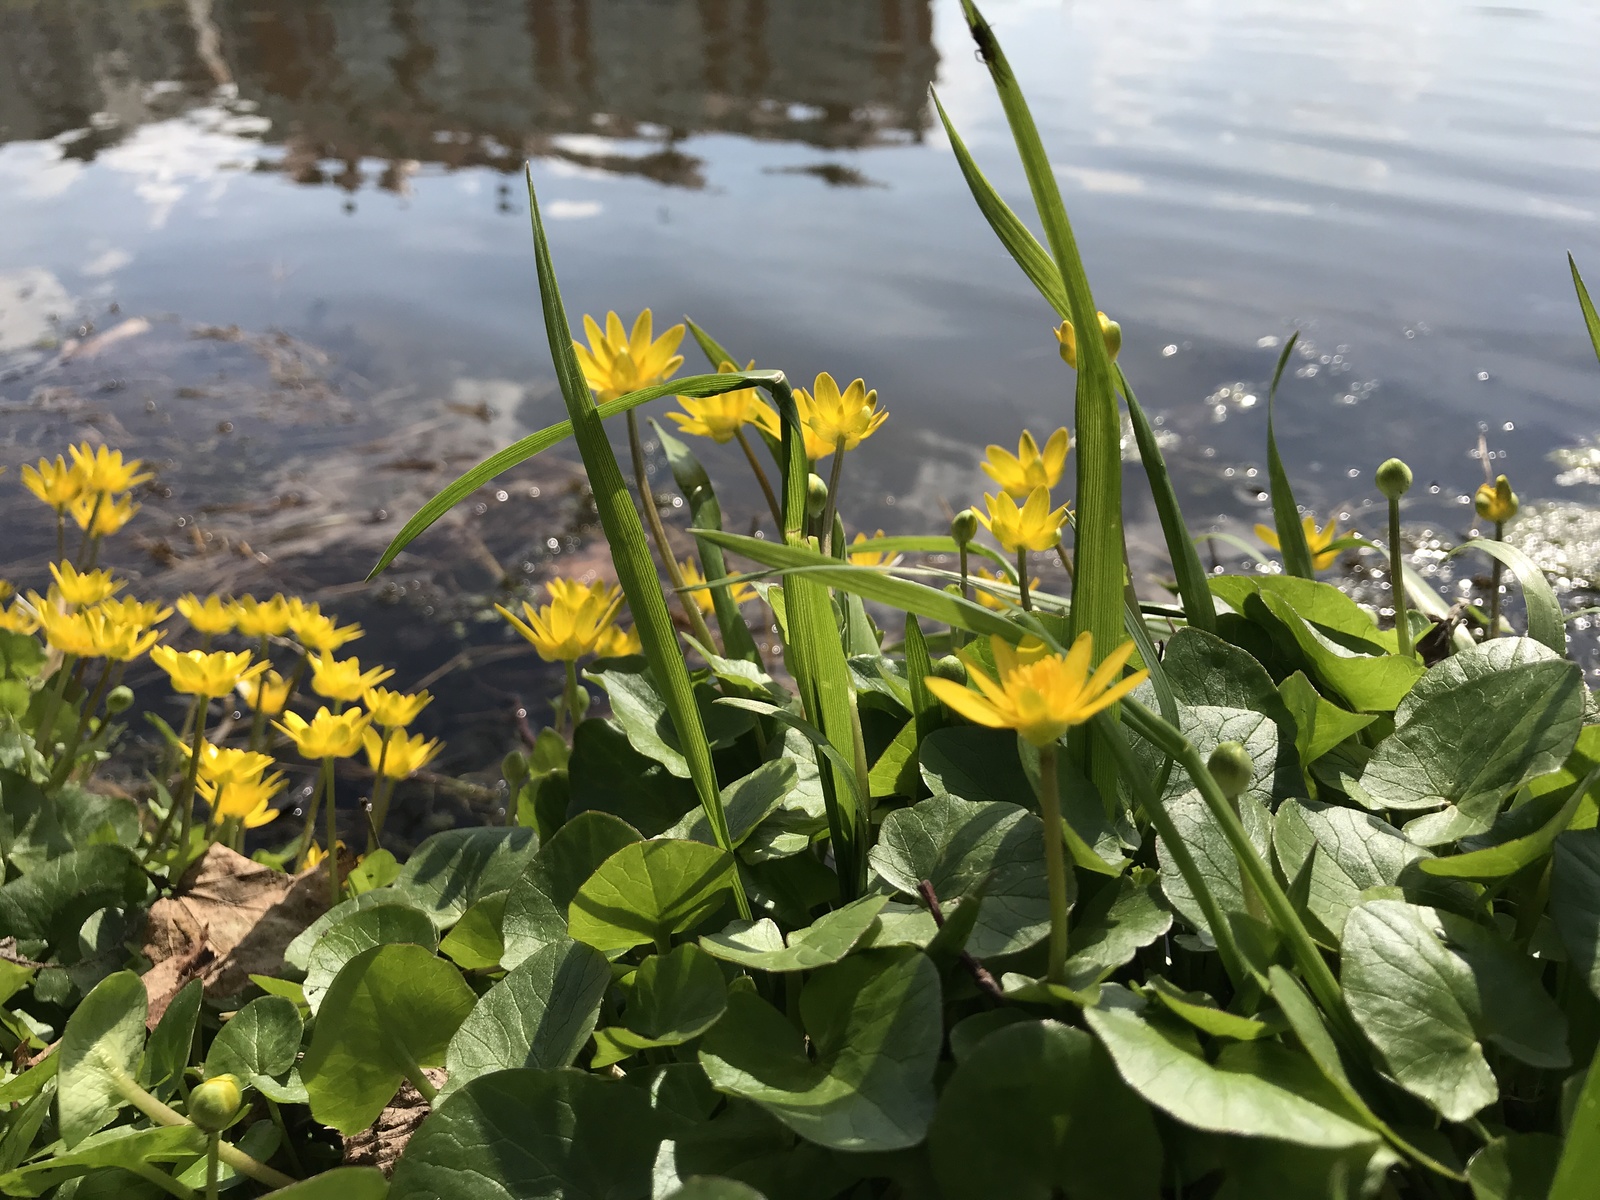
[1375,458,1413,500]
[105,685,135,715]
[930,655,967,685]
[950,508,979,548]
[1475,475,1518,525]
[806,473,829,519]
[1207,741,1254,799]
[188,1074,242,1132]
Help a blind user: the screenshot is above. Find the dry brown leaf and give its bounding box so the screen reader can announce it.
[342,1069,447,1176]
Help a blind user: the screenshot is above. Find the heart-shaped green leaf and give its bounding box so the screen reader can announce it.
[302,903,439,1013]
[141,977,201,1101]
[569,839,735,953]
[502,811,641,968]
[205,995,303,1092]
[57,969,146,1147]
[700,894,889,973]
[392,826,537,927]
[592,943,728,1067]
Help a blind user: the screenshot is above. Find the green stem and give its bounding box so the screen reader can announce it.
[110,1069,296,1191]
[129,1160,200,1200]
[736,427,784,529]
[820,436,847,556]
[627,410,718,648]
[49,660,118,787]
[1017,549,1031,611]
[956,545,970,649]
[247,635,271,752]
[54,510,65,562]
[76,493,105,562]
[1389,498,1413,658]
[36,652,79,758]
[264,1098,305,1176]
[368,736,393,854]
[174,698,209,862]
[205,1132,220,1200]
[559,659,580,737]
[1036,742,1070,984]
[1489,520,1505,637]
[322,756,340,909]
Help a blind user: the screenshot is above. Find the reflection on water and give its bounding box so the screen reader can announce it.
[1,0,936,187]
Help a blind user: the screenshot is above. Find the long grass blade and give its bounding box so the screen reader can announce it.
[651,418,763,665]
[686,318,739,372]
[1551,1037,1600,1200]
[1116,367,1216,632]
[1572,253,1600,369]
[1446,538,1566,655]
[370,369,781,578]
[1265,333,1315,578]
[522,168,746,916]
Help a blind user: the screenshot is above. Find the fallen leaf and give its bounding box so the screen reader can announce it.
[342,1068,447,1175]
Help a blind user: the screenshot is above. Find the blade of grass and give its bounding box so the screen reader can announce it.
[1572,253,1600,368]
[903,614,940,754]
[1446,538,1565,655]
[1266,333,1315,579]
[651,418,763,666]
[523,167,747,917]
[1551,1037,1600,1200]
[1116,366,1216,632]
[369,369,781,578]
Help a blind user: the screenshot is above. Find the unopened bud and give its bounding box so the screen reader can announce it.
[1207,741,1254,799]
[1054,312,1121,370]
[930,655,967,685]
[806,474,829,519]
[950,509,979,548]
[1376,458,1412,500]
[188,1074,242,1132]
[105,685,134,715]
[1475,475,1518,525]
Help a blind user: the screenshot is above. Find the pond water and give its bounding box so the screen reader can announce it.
[4,0,1600,796]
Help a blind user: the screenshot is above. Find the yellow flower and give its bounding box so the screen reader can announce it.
[177,594,236,636]
[239,669,293,716]
[981,429,1071,500]
[1255,514,1344,573]
[309,653,394,704]
[276,707,370,759]
[150,646,267,698]
[925,632,1148,747]
[971,567,1039,610]
[362,727,442,779]
[0,581,10,602]
[92,614,161,662]
[32,605,99,657]
[21,455,86,511]
[287,603,364,654]
[199,771,285,828]
[68,444,152,494]
[678,558,756,616]
[497,579,623,663]
[573,310,686,403]
[231,594,293,638]
[67,491,138,536]
[595,624,643,658]
[793,373,886,460]
[363,686,432,729]
[1054,312,1122,369]
[193,743,276,788]
[0,601,38,635]
[666,361,781,444]
[49,562,123,607]
[303,841,346,870]
[847,531,903,569]
[977,488,1069,554]
[98,596,173,631]
[1475,475,1519,525]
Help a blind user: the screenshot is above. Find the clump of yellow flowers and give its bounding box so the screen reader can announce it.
[10,443,443,893]
[498,577,641,733]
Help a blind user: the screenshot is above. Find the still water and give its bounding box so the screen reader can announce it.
[3,0,1600,779]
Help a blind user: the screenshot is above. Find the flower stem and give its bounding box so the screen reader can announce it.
[247,635,271,752]
[36,652,79,759]
[1388,497,1414,658]
[49,660,119,788]
[75,493,105,562]
[1489,520,1505,637]
[110,1068,296,1190]
[205,1133,220,1200]
[956,545,970,650]
[54,511,65,562]
[368,736,392,854]
[627,410,717,648]
[736,428,784,529]
[1035,742,1069,985]
[321,756,340,909]
[558,659,580,737]
[1017,549,1032,611]
[174,699,208,863]
[820,437,847,556]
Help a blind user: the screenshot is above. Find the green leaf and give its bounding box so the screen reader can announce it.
[1573,253,1600,370]
[0,1125,207,1197]
[251,1168,390,1199]
[1419,770,1591,880]
[302,903,439,1013]
[58,969,146,1147]
[586,657,754,779]
[370,369,783,579]
[502,811,641,969]
[301,943,476,1135]
[869,795,1054,958]
[1359,654,1582,843]
[591,943,728,1068]
[919,726,1032,805]
[521,173,743,908]
[1253,588,1424,713]
[141,977,200,1101]
[568,839,736,953]
[1143,976,1280,1041]
[443,939,610,1098]
[1277,671,1374,765]
[1469,1134,1562,1200]
[1447,539,1566,654]
[567,718,697,836]
[1213,1139,1399,1200]
[662,1181,768,1200]
[204,995,303,1088]
[438,890,508,969]
[1061,871,1172,988]
[0,844,146,948]
[1551,1037,1600,1200]
[929,1020,1162,1200]
[391,1068,662,1199]
[699,948,942,1152]
[1084,996,1378,1148]
[664,759,797,848]
[1551,829,1600,999]
[1264,333,1316,578]
[392,826,537,927]
[1341,900,1567,1121]
[699,895,890,973]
